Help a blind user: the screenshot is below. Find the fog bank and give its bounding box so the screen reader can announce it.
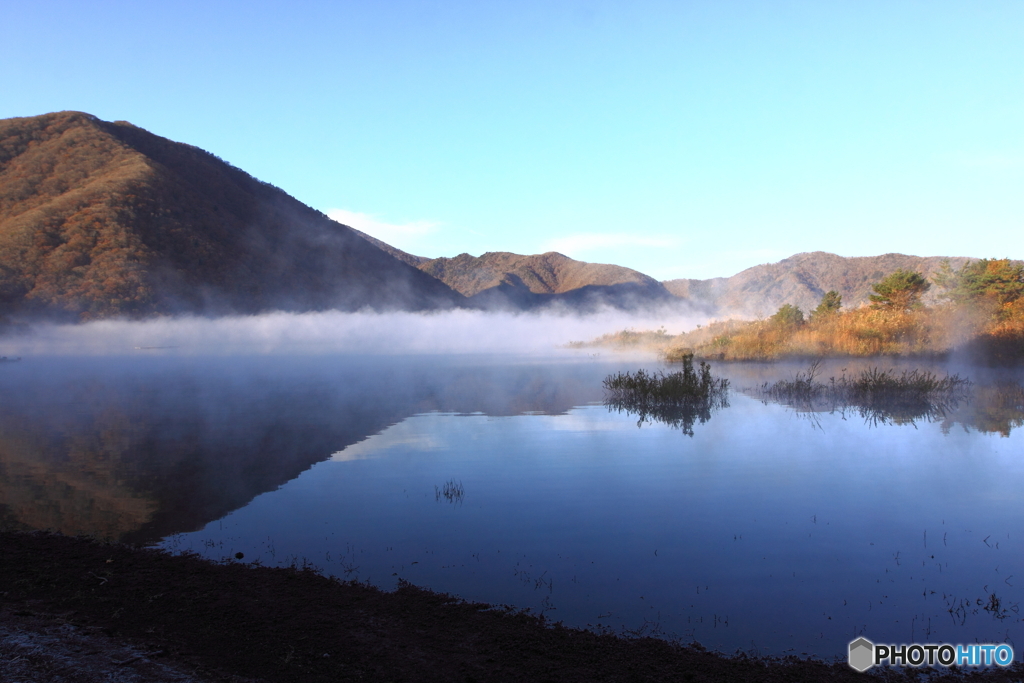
[0,307,711,356]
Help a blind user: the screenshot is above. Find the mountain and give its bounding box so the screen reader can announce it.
[1,113,991,322]
[0,111,464,320]
[347,227,430,268]
[417,251,676,310]
[663,251,973,316]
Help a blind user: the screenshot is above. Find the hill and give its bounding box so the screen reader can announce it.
[348,226,430,268]
[663,251,972,316]
[0,111,463,320]
[418,251,677,310]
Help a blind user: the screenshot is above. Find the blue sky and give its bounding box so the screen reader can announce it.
[3,1,1022,279]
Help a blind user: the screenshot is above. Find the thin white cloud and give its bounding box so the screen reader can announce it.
[541,233,679,255]
[326,208,439,246]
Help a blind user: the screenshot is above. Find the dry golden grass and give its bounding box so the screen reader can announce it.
[654,302,1024,362]
[570,327,676,353]
[964,299,1024,362]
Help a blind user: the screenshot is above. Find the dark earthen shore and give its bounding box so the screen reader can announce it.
[2,531,1020,682]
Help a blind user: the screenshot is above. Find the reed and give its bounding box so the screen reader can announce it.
[603,354,729,435]
[759,363,973,426]
[762,366,971,401]
[435,479,465,504]
[603,354,728,402]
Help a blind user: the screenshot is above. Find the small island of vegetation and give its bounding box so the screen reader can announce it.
[603,354,729,435]
[759,359,974,427]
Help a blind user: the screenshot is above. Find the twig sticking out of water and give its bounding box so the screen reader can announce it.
[435,479,465,505]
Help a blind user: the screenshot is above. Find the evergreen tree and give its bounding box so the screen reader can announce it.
[869,270,930,311]
[770,303,804,327]
[810,290,842,320]
[935,258,1024,308]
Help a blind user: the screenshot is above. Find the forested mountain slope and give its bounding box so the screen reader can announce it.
[418,251,676,309]
[0,111,463,320]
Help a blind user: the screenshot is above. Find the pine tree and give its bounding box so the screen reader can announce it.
[810,290,841,320]
[770,303,804,327]
[869,270,930,311]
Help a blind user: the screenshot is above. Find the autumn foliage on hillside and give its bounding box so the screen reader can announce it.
[659,260,1024,363]
[0,113,156,318]
[0,111,462,321]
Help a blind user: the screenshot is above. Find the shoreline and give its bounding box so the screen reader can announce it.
[3,531,1021,682]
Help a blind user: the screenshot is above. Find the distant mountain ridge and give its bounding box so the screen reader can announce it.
[373,245,983,316]
[663,251,975,316]
[0,111,463,320]
[415,251,675,309]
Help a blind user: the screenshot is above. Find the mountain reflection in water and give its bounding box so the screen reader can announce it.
[0,355,611,543]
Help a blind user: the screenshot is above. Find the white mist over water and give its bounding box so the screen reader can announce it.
[0,307,711,356]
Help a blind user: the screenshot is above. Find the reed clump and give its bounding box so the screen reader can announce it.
[759,361,973,426]
[762,366,971,402]
[603,354,729,435]
[604,354,729,402]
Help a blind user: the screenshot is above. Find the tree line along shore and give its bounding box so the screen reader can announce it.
[582,259,1024,363]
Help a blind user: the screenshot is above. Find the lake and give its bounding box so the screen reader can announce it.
[1,352,1021,659]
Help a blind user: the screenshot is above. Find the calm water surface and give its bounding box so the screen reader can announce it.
[2,353,1021,659]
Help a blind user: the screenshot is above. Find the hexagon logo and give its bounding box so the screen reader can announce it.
[848,637,875,672]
